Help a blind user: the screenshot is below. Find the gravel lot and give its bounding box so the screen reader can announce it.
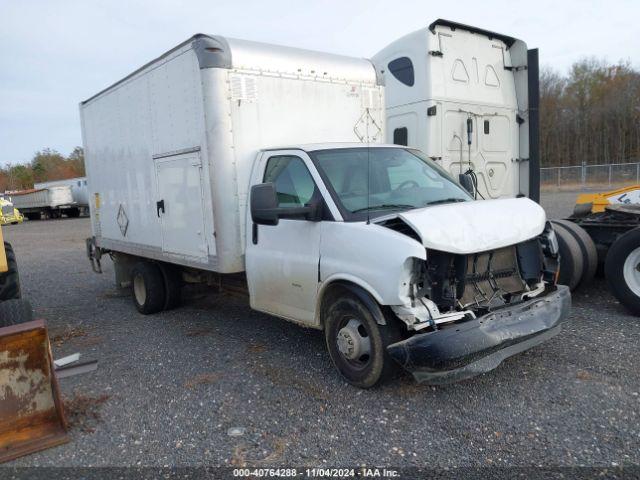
[2,191,639,468]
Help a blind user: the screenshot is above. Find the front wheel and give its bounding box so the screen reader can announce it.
[324,293,402,388]
[605,228,640,315]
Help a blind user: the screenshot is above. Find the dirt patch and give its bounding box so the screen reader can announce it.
[247,342,268,354]
[63,392,111,433]
[255,365,329,401]
[184,372,222,389]
[101,289,130,299]
[230,436,288,467]
[577,370,592,380]
[185,328,215,337]
[73,335,104,348]
[50,326,90,347]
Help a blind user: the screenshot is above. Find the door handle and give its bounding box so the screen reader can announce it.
[156,199,165,217]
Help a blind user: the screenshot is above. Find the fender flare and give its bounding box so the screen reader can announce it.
[320,280,387,326]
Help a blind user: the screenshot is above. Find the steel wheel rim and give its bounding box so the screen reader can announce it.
[336,317,372,368]
[133,274,147,306]
[623,247,640,297]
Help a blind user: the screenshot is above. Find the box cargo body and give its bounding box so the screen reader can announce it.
[10,186,74,210]
[34,178,88,207]
[80,34,384,273]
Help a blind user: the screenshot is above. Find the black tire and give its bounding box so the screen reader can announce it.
[324,293,402,388]
[66,208,80,218]
[605,228,640,315]
[25,212,40,221]
[553,224,584,291]
[551,219,597,287]
[0,242,21,300]
[158,262,182,310]
[131,262,166,314]
[0,299,33,327]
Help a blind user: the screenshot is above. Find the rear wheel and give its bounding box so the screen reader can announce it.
[605,228,640,315]
[158,262,182,310]
[324,293,402,388]
[551,219,597,288]
[66,208,80,218]
[553,224,584,291]
[131,262,166,314]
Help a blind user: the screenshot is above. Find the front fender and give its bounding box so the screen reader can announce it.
[319,221,426,306]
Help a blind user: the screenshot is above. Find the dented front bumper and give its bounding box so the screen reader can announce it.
[387,285,571,384]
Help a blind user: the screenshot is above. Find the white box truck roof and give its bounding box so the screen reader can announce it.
[80,34,384,273]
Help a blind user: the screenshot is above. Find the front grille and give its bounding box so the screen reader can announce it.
[458,246,526,308]
[1,205,14,217]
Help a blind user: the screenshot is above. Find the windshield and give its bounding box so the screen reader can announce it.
[310,147,472,220]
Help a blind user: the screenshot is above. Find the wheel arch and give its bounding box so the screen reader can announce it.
[316,277,387,329]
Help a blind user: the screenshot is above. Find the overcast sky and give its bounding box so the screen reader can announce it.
[1,0,638,166]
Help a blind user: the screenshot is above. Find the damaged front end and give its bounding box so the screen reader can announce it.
[388,222,570,384]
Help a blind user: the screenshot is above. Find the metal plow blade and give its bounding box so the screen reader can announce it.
[0,319,68,463]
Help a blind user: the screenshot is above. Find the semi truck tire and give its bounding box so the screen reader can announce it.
[553,225,584,291]
[131,262,166,314]
[25,212,40,221]
[324,293,402,388]
[551,219,597,288]
[0,242,21,300]
[605,228,640,315]
[158,262,182,310]
[66,208,80,218]
[0,299,33,327]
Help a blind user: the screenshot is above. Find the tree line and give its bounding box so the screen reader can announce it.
[540,58,640,167]
[0,147,85,192]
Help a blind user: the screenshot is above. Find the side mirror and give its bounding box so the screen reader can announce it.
[250,183,322,225]
[251,183,279,225]
[458,173,474,196]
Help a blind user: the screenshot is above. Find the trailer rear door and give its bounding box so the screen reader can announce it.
[155,153,208,260]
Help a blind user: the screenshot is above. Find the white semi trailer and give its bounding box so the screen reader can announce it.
[10,186,78,220]
[34,177,89,215]
[82,34,570,387]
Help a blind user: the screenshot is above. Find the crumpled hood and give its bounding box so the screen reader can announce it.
[395,197,546,254]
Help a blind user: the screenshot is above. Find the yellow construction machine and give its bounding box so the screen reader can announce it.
[0,227,69,463]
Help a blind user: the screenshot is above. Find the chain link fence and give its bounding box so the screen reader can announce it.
[541,161,640,190]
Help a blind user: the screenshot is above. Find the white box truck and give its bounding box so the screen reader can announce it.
[82,34,570,387]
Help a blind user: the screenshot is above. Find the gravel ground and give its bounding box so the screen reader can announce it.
[2,191,639,468]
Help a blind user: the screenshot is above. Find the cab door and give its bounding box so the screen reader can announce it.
[245,151,324,325]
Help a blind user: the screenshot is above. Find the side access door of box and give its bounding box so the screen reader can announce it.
[154,152,209,260]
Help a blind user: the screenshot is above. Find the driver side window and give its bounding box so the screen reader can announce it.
[264,156,316,208]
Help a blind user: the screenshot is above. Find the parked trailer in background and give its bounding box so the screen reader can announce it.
[34,177,89,215]
[9,186,78,220]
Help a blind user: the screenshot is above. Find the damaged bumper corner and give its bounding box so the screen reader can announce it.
[386,285,571,385]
